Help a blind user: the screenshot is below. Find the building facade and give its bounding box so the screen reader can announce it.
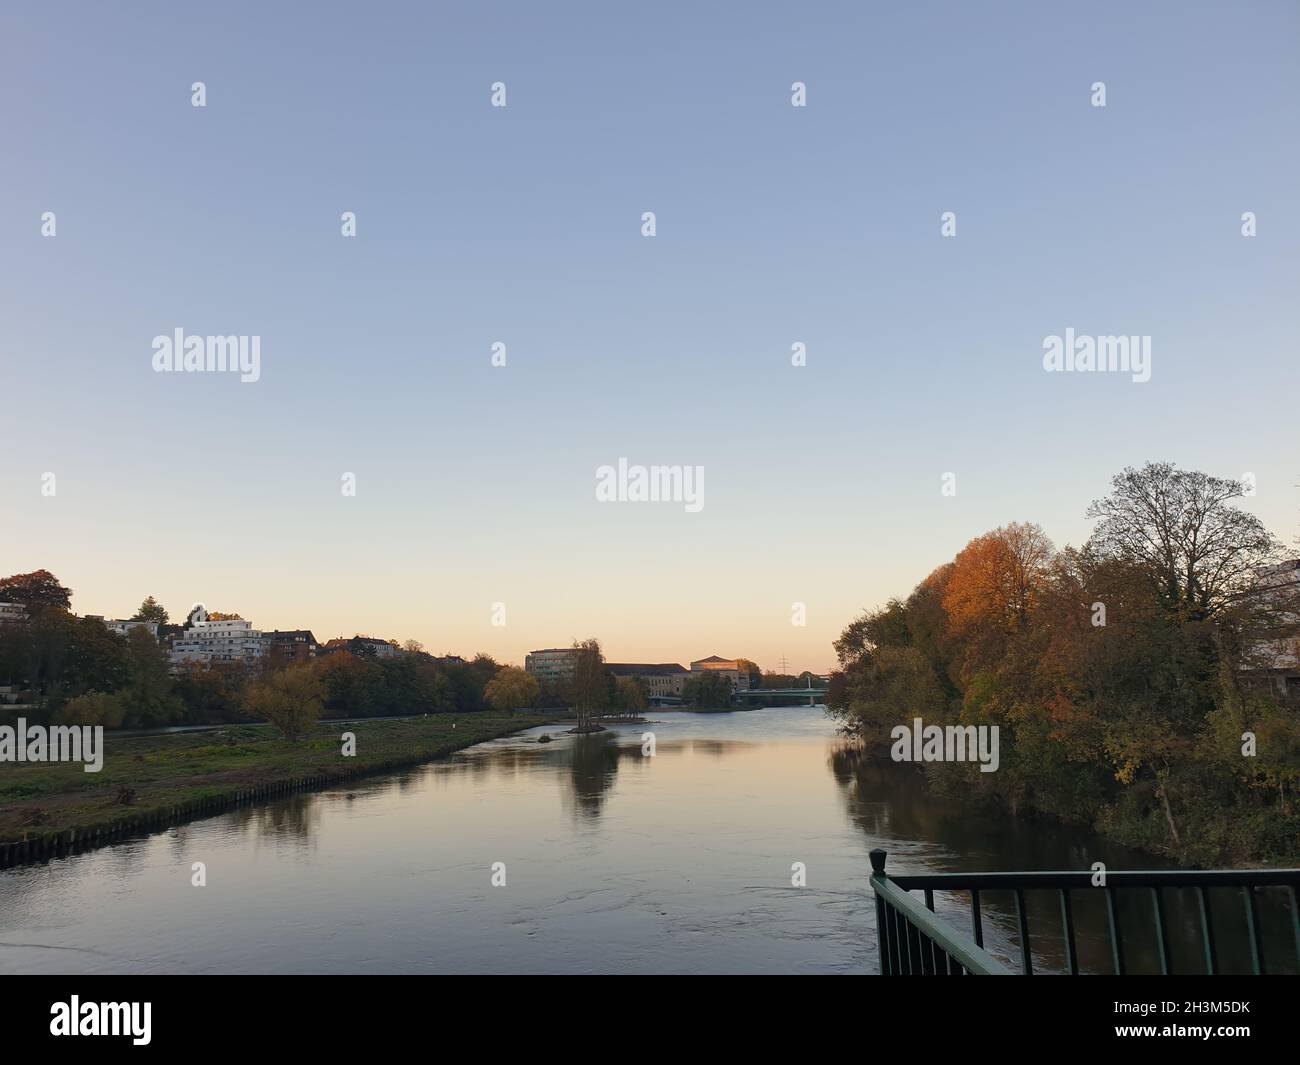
[525,647,579,684]
[689,655,752,691]
[321,636,400,658]
[86,616,159,640]
[263,629,319,665]
[606,662,690,697]
[170,605,264,668]
[0,602,27,625]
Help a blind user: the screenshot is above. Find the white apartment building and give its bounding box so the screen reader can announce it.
[86,616,159,640]
[170,606,263,668]
[0,602,26,625]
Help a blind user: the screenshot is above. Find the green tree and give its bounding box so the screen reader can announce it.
[130,596,170,625]
[485,666,541,713]
[56,690,125,727]
[569,638,607,732]
[683,670,733,709]
[243,664,326,741]
[614,676,647,713]
[121,626,183,728]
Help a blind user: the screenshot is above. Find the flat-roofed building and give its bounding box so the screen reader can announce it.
[0,602,27,625]
[606,662,689,698]
[171,617,264,668]
[85,615,159,640]
[525,647,578,684]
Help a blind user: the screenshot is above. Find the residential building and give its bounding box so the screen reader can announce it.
[1243,559,1300,698]
[689,655,753,692]
[321,636,400,658]
[262,629,319,665]
[525,647,579,684]
[0,602,27,625]
[85,615,159,640]
[170,606,264,668]
[606,662,690,698]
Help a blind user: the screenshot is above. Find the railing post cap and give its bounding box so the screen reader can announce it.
[869,848,887,874]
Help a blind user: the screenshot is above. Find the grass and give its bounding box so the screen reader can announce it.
[0,712,553,846]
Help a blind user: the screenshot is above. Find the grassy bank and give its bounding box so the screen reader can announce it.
[0,712,552,857]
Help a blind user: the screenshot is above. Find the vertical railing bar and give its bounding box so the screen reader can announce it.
[1243,885,1266,975]
[924,888,935,911]
[888,904,901,975]
[970,889,984,948]
[875,894,888,975]
[1197,886,1217,976]
[1152,886,1171,975]
[1106,886,1126,975]
[1059,888,1078,975]
[1014,887,1033,975]
[1289,886,1300,968]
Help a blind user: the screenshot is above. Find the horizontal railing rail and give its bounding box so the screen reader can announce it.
[869,848,1300,975]
[872,862,1012,974]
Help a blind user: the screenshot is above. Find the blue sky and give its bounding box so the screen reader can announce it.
[2,1,1298,671]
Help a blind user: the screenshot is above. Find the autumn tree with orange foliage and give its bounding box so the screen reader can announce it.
[828,465,1300,866]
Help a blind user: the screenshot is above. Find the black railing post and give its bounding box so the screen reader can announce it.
[870,849,888,974]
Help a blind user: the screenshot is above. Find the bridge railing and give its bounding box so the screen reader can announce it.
[869,848,1300,975]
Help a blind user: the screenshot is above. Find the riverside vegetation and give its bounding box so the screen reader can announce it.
[828,463,1300,866]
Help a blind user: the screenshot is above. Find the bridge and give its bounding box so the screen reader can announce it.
[734,685,828,706]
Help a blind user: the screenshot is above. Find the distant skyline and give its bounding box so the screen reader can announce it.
[3,1,1298,676]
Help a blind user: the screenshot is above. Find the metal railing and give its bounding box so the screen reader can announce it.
[869,848,1300,975]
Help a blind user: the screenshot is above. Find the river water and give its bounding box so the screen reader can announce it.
[0,706,1293,974]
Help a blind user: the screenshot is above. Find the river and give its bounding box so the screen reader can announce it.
[0,706,1292,974]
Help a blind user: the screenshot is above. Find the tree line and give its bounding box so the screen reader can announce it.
[0,572,509,732]
[827,463,1300,865]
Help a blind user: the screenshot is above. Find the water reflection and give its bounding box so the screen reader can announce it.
[828,741,1298,975]
[0,708,1293,975]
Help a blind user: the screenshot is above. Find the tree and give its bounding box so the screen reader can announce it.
[944,523,1053,636]
[683,670,732,708]
[402,639,425,655]
[1086,463,1279,619]
[207,611,244,622]
[485,666,540,713]
[121,626,183,728]
[0,570,72,615]
[56,691,125,727]
[569,638,607,731]
[614,676,647,713]
[243,664,326,741]
[131,596,170,625]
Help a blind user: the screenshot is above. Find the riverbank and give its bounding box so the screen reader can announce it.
[0,712,553,863]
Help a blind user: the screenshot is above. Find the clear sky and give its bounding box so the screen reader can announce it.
[2,1,1298,673]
